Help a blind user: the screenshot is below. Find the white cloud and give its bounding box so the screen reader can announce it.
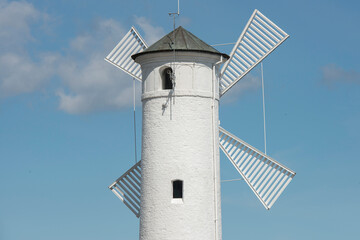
[0,1,164,114]
[69,19,125,53]
[321,64,360,86]
[0,0,55,98]
[56,54,139,114]
[220,72,261,104]
[0,52,58,97]
[56,18,143,114]
[134,16,165,45]
[0,1,158,114]
[56,16,165,114]
[0,0,40,50]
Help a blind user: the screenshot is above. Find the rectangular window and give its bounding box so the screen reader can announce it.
[172,180,183,199]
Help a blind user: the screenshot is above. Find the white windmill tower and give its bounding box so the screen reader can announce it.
[105,8,296,240]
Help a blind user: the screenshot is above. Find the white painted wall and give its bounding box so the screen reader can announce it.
[135,51,223,240]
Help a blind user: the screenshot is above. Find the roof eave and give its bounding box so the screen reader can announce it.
[132,49,230,61]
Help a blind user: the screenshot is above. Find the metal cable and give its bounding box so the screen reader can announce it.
[261,62,267,155]
[133,77,138,163]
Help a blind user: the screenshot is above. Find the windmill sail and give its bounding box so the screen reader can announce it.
[105,27,148,81]
[109,161,142,218]
[220,10,289,96]
[219,127,295,209]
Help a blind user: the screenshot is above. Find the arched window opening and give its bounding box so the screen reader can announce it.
[162,67,173,90]
[172,180,183,199]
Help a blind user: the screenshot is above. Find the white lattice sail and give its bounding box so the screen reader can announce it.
[220,9,289,96]
[219,127,295,209]
[105,27,148,81]
[109,161,141,217]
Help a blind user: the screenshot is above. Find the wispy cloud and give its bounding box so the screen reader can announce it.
[321,64,360,86]
[220,72,261,104]
[0,1,164,114]
[56,19,135,114]
[0,0,41,49]
[56,53,139,114]
[0,0,56,98]
[56,17,164,114]
[0,52,58,98]
[134,16,165,45]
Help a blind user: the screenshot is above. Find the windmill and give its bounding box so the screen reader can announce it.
[105,9,296,240]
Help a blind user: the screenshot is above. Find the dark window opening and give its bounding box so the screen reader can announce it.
[162,67,173,90]
[172,180,183,199]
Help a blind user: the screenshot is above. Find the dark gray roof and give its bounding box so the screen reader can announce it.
[132,26,229,60]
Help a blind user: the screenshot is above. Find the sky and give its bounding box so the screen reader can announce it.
[0,0,360,239]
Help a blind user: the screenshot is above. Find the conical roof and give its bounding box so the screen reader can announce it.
[132,26,229,60]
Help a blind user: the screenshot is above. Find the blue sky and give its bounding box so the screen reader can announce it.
[0,0,359,239]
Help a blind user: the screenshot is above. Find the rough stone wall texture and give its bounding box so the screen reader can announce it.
[137,52,222,240]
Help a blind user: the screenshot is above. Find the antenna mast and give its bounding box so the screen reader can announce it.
[168,0,180,29]
[168,0,180,104]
